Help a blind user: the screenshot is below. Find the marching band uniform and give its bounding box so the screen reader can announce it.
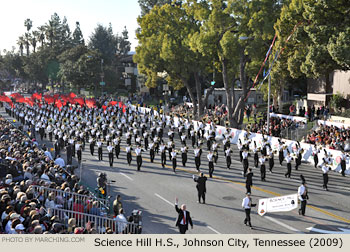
[322,161,330,190]
[181,146,188,167]
[225,148,232,169]
[285,153,293,178]
[313,145,319,168]
[242,149,249,176]
[126,145,132,165]
[207,151,214,178]
[149,142,155,163]
[237,140,243,162]
[97,140,103,161]
[135,146,143,171]
[267,148,274,173]
[340,151,347,177]
[259,156,266,181]
[159,143,167,168]
[76,141,82,163]
[171,150,177,172]
[278,142,284,165]
[194,147,201,171]
[107,144,114,167]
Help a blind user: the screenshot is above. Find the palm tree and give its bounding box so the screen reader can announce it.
[24,18,33,32]
[31,31,39,53]
[17,36,25,56]
[24,32,31,56]
[24,19,33,56]
[38,25,46,47]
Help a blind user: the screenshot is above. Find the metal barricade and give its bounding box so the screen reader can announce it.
[31,185,110,215]
[51,208,141,234]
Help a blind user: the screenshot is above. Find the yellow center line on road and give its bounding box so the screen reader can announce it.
[137,152,350,224]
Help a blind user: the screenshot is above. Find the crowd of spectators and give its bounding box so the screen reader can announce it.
[305,124,350,151]
[0,115,121,234]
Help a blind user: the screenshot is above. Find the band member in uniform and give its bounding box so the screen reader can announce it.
[66,142,73,165]
[237,139,243,162]
[253,141,259,168]
[322,159,330,191]
[212,141,219,164]
[193,173,207,204]
[267,147,274,173]
[181,145,188,167]
[194,146,201,171]
[242,148,249,176]
[295,143,302,170]
[312,144,319,168]
[298,180,308,216]
[259,155,267,181]
[285,152,293,178]
[76,141,82,163]
[114,137,120,159]
[149,141,155,163]
[89,137,95,156]
[97,139,103,161]
[245,168,254,194]
[171,149,177,172]
[107,143,114,167]
[159,142,167,168]
[340,150,347,176]
[135,145,143,171]
[225,148,232,169]
[278,140,285,166]
[207,150,214,178]
[125,144,132,165]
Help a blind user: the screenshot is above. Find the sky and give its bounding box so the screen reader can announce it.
[0,0,141,53]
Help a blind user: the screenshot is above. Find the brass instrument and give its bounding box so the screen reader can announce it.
[112,116,118,123]
[225,121,230,126]
[62,118,69,125]
[78,116,82,122]
[48,118,53,124]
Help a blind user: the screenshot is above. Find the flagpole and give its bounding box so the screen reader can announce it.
[267,75,271,135]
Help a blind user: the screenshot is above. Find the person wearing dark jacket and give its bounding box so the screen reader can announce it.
[193,173,207,204]
[174,197,193,234]
[245,168,254,194]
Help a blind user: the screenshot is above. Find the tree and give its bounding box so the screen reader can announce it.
[138,0,172,16]
[31,31,39,53]
[58,45,101,93]
[189,0,282,127]
[72,21,85,46]
[135,2,214,118]
[17,36,25,57]
[24,18,33,56]
[88,24,116,65]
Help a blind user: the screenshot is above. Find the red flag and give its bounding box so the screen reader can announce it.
[53,94,60,100]
[44,95,54,104]
[102,105,107,111]
[119,102,123,108]
[69,92,76,98]
[16,97,26,103]
[109,101,118,106]
[122,105,126,113]
[24,97,34,107]
[10,93,22,99]
[32,93,42,100]
[85,98,96,108]
[74,97,85,106]
[55,99,63,110]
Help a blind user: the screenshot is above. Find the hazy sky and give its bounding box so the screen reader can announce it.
[0,0,141,53]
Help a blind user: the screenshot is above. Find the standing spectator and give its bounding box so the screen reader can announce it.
[113,195,123,217]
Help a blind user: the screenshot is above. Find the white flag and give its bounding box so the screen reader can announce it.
[258,194,298,216]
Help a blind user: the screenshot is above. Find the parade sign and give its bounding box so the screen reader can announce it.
[258,194,298,216]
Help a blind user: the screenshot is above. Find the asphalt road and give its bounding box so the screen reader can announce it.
[2,108,350,234]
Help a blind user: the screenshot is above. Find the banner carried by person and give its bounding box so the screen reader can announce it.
[258,194,298,216]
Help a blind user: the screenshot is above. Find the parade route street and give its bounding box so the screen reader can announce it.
[2,108,350,234]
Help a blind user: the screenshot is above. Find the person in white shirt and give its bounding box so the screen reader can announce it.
[340,150,347,177]
[171,150,177,172]
[159,142,167,168]
[312,144,319,168]
[322,159,330,191]
[259,156,266,181]
[96,139,103,161]
[225,148,232,169]
[285,152,293,178]
[113,137,121,159]
[75,141,82,163]
[194,147,201,171]
[298,181,308,216]
[207,150,214,178]
[242,193,256,229]
[115,208,128,234]
[237,139,243,162]
[135,146,143,171]
[107,144,114,167]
